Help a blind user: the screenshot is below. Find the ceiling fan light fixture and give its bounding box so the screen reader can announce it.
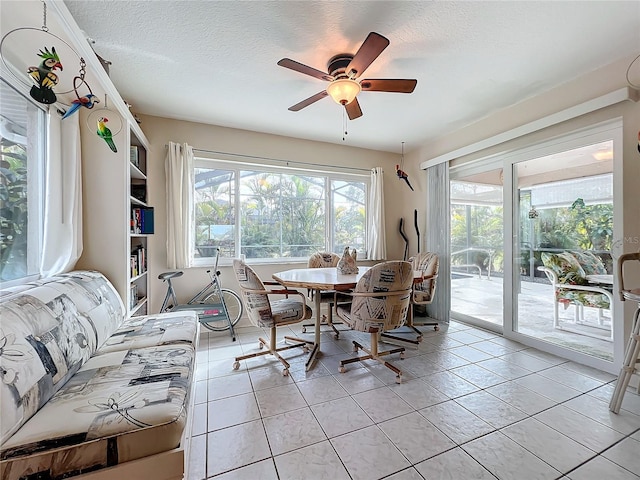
[326,78,361,105]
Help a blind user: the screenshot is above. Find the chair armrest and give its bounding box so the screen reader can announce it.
[537,266,559,284]
[340,289,411,299]
[240,287,308,307]
[618,252,640,301]
[418,273,438,283]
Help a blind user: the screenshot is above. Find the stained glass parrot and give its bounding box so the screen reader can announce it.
[97,117,117,153]
[396,164,414,191]
[62,93,99,120]
[27,46,63,104]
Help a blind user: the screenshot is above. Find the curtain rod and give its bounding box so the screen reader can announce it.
[165,144,371,173]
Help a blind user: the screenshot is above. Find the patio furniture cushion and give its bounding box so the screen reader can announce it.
[571,251,607,275]
[540,251,611,309]
[0,343,194,477]
[541,252,588,285]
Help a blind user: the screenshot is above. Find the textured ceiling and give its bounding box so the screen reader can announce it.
[32,2,640,152]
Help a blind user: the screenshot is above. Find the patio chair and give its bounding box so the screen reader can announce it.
[609,252,640,413]
[538,251,614,340]
[335,261,413,383]
[381,251,439,346]
[231,259,314,376]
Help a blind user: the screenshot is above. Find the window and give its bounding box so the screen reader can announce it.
[0,79,45,283]
[193,160,367,262]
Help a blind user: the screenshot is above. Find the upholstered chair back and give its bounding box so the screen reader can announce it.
[344,261,413,333]
[411,252,439,303]
[233,259,273,327]
[308,252,340,268]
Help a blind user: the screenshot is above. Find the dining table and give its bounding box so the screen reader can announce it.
[272,266,424,371]
[272,266,371,371]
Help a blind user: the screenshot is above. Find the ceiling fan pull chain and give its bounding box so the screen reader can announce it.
[342,108,348,141]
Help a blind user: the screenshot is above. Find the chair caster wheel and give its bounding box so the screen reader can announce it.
[434,325,440,331]
[395,375,402,384]
[232,361,240,370]
[334,334,340,340]
[339,366,346,373]
[417,335,423,342]
[303,346,309,353]
[258,343,264,349]
[302,327,307,333]
[400,352,405,360]
[282,368,289,376]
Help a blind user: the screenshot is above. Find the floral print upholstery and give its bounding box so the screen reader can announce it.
[571,250,607,275]
[233,259,312,327]
[540,251,611,309]
[541,252,588,285]
[336,261,413,333]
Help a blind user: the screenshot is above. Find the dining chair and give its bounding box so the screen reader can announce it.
[609,252,640,413]
[302,251,345,339]
[335,260,413,383]
[381,251,439,346]
[231,259,314,376]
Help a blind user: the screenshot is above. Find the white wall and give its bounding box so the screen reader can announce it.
[138,115,419,313]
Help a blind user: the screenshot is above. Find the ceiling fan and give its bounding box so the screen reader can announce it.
[277,32,417,120]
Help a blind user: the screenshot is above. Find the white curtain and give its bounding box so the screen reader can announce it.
[40,113,82,276]
[367,167,386,260]
[165,142,194,269]
[425,162,450,323]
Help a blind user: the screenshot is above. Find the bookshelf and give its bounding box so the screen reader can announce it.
[76,113,152,317]
[128,136,151,316]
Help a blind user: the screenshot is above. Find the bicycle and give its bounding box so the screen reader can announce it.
[158,247,243,341]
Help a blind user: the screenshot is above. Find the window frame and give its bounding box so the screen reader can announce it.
[192,157,369,266]
[0,77,46,286]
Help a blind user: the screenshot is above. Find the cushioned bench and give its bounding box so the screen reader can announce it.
[0,271,199,480]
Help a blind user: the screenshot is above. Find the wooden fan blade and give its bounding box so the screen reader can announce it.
[346,32,390,79]
[360,79,417,93]
[345,97,363,120]
[278,58,334,81]
[288,91,329,111]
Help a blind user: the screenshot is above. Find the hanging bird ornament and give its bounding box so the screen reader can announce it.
[396,142,414,191]
[27,46,63,104]
[396,166,414,191]
[62,93,99,120]
[97,116,117,152]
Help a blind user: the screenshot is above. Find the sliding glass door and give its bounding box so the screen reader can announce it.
[447,121,621,370]
[512,141,615,361]
[450,166,504,331]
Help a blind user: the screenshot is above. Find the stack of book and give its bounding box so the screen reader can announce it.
[130,146,140,169]
[130,246,146,277]
[131,207,154,234]
[129,283,138,309]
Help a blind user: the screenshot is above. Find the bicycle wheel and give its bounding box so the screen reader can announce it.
[199,288,243,331]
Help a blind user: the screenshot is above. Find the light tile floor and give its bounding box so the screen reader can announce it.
[188,321,640,480]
